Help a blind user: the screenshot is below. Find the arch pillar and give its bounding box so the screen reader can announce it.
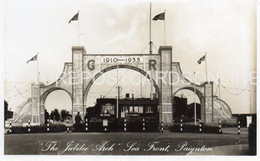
[204,82,214,123]
[31,83,40,125]
[40,95,45,124]
[71,46,86,122]
[159,46,173,125]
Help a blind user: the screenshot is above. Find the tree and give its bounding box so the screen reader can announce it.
[60,109,69,121]
[50,110,55,120]
[4,100,13,121]
[53,109,61,121]
[4,100,8,121]
[49,109,61,121]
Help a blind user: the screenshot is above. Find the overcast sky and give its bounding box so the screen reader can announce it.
[3,0,257,114]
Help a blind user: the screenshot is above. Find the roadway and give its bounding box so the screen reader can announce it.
[4,127,249,155]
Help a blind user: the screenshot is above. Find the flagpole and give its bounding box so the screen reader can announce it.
[194,72,197,125]
[149,2,153,99]
[205,52,208,82]
[164,10,166,45]
[249,81,251,114]
[116,64,119,119]
[149,2,152,54]
[78,10,80,46]
[37,53,39,84]
[218,78,220,98]
[36,52,40,125]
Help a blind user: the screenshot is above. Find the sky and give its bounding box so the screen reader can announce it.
[3,0,258,114]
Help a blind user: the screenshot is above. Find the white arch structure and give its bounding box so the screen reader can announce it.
[13,46,236,125]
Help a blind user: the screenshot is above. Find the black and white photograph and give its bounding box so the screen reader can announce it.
[1,0,259,159]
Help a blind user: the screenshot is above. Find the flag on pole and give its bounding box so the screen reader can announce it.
[69,12,79,23]
[197,55,206,64]
[152,12,165,21]
[27,54,38,64]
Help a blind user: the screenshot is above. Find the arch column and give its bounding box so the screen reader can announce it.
[204,82,214,123]
[72,46,86,122]
[40,97,45,124]
[159,46,173,125]
[31,83,40,125]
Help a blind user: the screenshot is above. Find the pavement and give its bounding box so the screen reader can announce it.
[4,127,250,155]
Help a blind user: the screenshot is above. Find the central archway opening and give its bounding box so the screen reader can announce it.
[83,66,161,132]
[85,69,157,108]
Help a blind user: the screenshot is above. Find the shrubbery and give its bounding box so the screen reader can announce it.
[7,124,67,134]
[7,122,221,134]
[170,123,221,134]
[71,117,160,132]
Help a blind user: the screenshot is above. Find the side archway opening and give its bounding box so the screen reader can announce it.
[172,87,204,123]
[40,88,72,124]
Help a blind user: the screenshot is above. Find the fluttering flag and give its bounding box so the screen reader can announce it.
[197,55,206,64]
[152,12,165,21]
[69,12,79,23]
[27,54,38,64]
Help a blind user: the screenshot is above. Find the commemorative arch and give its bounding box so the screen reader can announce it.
[16,45,235,126]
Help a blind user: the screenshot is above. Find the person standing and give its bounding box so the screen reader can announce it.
[75,112,83,124]
[44,109,50,124]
